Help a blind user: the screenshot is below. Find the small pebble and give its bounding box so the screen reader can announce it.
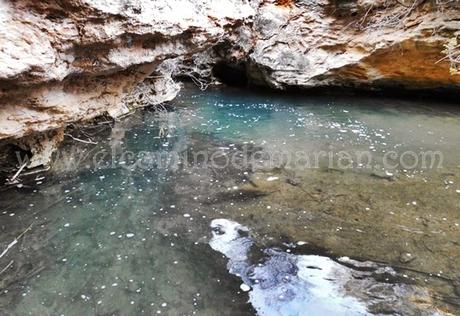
[240,284,251,292]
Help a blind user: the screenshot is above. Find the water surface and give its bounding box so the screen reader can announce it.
[0,84,459,315]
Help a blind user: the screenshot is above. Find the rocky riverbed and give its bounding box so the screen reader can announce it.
[0,85,459,315]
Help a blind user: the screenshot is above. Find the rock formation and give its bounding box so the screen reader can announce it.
[209,219,448,316]
[0,0,459,167]
[247,0,460,90]
[0,0,254,166]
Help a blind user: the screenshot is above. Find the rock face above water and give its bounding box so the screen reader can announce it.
[0,0,253,163]
[248,0,460,90]
[1,0,460,167]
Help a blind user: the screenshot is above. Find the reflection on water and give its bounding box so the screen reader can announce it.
[0,84,459,315]
[210,219,440,316]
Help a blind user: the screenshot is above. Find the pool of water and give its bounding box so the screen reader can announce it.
[0,84,459,315]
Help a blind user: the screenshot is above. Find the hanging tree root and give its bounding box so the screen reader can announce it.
[64,133,98,145]
[437,37,460,75]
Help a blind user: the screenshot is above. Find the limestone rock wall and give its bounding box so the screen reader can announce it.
[1,0,460,168]
[0,0,254,140]
[248,0,460,89]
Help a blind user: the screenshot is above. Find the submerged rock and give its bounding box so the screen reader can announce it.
[209,218,449,315]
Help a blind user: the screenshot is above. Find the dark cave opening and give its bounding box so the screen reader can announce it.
[212,61,248,87]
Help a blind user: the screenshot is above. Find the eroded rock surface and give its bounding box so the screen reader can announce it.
[248,0,460,89]
[1,0,460,167]
[0,0,254,165]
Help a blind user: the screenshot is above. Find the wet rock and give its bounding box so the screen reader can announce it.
[370,170,396,181]
[452,281,460,297]
[285,178,301,186]
[338,256,380,271]
[209,219,448,315]
[13,128,65,168]
[399,252,417,264]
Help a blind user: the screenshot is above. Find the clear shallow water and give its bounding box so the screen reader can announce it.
[178,87,460,171]
[0,84,460,315]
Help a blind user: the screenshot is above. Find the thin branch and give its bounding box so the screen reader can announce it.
[359,4,374,28]
[64,133,98,145]
[7,160,28,184]
[0,223,33,259]
[22,166,50,177]
[0,260,14,275]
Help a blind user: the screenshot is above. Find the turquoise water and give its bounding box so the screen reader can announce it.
[177,87,460,171]
[0,84,459,315]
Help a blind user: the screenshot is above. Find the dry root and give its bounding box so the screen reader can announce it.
[439,37,460,75]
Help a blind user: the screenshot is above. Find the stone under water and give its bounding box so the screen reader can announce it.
[0,84,459,315]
